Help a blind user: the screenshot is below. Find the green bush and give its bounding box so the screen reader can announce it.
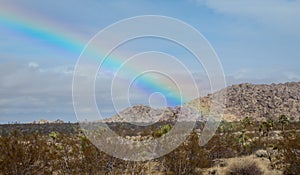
[153,124,173,138]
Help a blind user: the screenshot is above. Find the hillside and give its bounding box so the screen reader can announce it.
[192,82,300,121]
[103,105,204,123]
[107,82,300,122]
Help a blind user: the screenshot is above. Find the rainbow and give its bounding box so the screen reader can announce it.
[0,5,83,55]
[0,5,188,107]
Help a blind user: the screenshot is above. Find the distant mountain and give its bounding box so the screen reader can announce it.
[30,119,64,124]
[104,82,300,123]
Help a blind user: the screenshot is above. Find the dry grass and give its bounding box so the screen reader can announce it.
[204,156,282,175]
[225,156,264,175]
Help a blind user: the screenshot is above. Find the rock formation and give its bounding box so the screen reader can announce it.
[191,82,300,121]
[105,82,300,122]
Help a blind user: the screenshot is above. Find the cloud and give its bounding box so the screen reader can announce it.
[28,62,40,69]
[0,61,128,122]
[225,67,300,85]
[1,61,299,123]
[0,62,75,122]
[195,0,300,34]
[0,60,214,123]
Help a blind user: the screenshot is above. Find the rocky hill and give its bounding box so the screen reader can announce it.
[103,105,205,123]
[192,82,300,121]
[105,82,300,123]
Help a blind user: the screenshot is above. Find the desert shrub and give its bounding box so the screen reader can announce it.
[2,121,300,174]
[1,131,154,174]
[153,124,173,138]
[163,131,205,174]
[278,131,300,175]
[49,131,60,140]
[0,131,53,174]
[204,133,238,162]
[225,157,263,175]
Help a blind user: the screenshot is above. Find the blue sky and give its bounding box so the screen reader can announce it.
[0,0,300,123]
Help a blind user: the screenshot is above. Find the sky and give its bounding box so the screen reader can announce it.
[0,0,299,123]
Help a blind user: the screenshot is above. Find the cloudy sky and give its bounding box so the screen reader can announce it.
[0,0,299,123]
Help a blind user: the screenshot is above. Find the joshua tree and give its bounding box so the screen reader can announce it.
[267,118,274,129]
[241,116,253,130]
[239,129,249,149]
[259,119,273,137]
[219,120,236,134]
[278,114,289,131]
[259,118,274,147]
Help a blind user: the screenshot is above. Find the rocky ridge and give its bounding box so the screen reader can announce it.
[103,105,204,123]
[191,82,300,121]
[105,82,300,122]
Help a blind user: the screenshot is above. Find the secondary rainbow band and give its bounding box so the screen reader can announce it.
[0,8,187,106]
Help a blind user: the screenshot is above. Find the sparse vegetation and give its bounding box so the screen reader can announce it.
[153,124,173,138]
[225,157,264,175]
[278,114,289,132]
[0,120,299,174]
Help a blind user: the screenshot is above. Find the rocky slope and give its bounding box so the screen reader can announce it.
[103,105,205,123]
[192,82,300,121]
[105,82,300,122]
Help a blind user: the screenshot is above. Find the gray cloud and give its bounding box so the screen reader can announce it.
[0,61,205,122]
[0,62,75,123]
[0,61,299,123]
[195,0,300,34]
